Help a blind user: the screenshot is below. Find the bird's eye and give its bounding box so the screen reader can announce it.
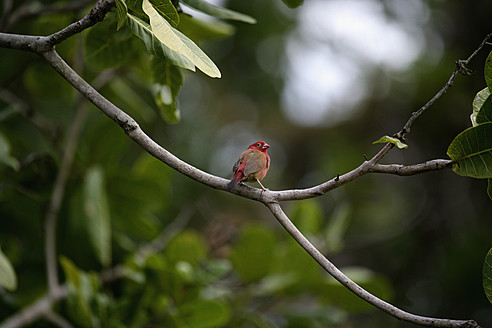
[257,143,261,147]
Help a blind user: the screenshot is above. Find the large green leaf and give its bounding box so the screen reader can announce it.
[447,122,492,178]
[485,51,492,91]
[471,88,491,126]
[181,0,256,24]
[115,0,128,30]
[164,231,207,266]
[488,179,492,200]
[149,0,179,27]
[83,166,112,266]
[126,13,195,71]
[142,0,221,78]
[230,225,275,283]
[179,299,231,328]
[85,14,133,70]
[152,58,183,123]
[484,248,492,304]
[0,247,17,291]
[477,94,492,125]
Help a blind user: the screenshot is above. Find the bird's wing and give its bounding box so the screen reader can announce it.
[243,150,265,177]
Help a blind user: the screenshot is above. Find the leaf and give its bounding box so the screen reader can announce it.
[447,122,492,178]
[179,299,231,328]
[373,135,408,149]
[142,0,221,78]
[289,199,322,234]
[84,14,134,70]
[180,0,256,24]
[324,203,352,254]
[471,88,491,126]
[115,0,128,30]
[152,58,183,123]
[127,13,195,71]
[485,51,492,91]
[0,131,19,171]
[83,166,112,266]
[149,0,179,27]
[281,0,305,8]
[484,248,492,304]
[0,247,17,291]
[476,94,492,125]
[177,13,235,42]
[164,231,207,266]
[230,225,275,283]
[60,257,99,328]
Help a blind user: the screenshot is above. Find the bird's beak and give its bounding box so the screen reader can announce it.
[263,143,270,149]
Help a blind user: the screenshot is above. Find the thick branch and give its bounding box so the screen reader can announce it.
[265,202,479,328]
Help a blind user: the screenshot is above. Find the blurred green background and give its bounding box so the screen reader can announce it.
[0,0,491,327]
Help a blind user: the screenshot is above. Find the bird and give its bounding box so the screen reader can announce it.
[227,141,270,191]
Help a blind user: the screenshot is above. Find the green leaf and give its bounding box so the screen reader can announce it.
[281,0,304,9]
[149,0,179,27]
[0,131,19,171]
[373,135,408,149]
[485,51,492,91]
[324,203,352,254]
[127,13,195,71]
[0,247,17,291]
[84,14,133,70]
[181,0,256,24]
[289,199,322,234]
[177,13,235,42]
[165,231,207,266]
[447,122,492,178]
[152,58,183,123]
[230,225,275,283]
[179,299,231,328]
[60,257,99,328]
[83,166,112,266]
[471,88,491,126]
[115,0,128,30]
[142,0,221,78]
[483,248,492,304]
[477,94,492,125]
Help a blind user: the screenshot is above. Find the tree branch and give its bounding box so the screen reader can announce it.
[369,159,453,176]
[265,202,479,328]
[398,33,492,138]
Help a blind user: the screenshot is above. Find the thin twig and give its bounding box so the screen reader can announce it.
[265,202,479,328]
[399,33,492,138]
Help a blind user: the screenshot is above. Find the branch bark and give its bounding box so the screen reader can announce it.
[265,202,479,328]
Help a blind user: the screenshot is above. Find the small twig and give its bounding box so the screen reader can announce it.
[399,32,492,138]
[265,202,479,328]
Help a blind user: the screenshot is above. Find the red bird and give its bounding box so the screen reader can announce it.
[227,141,270,191]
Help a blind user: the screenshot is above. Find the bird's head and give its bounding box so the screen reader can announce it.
[248,141,270,152]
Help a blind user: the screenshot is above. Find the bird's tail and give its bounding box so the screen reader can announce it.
[227,176,238,190]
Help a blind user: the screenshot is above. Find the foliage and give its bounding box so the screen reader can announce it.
[0,0,491,327]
